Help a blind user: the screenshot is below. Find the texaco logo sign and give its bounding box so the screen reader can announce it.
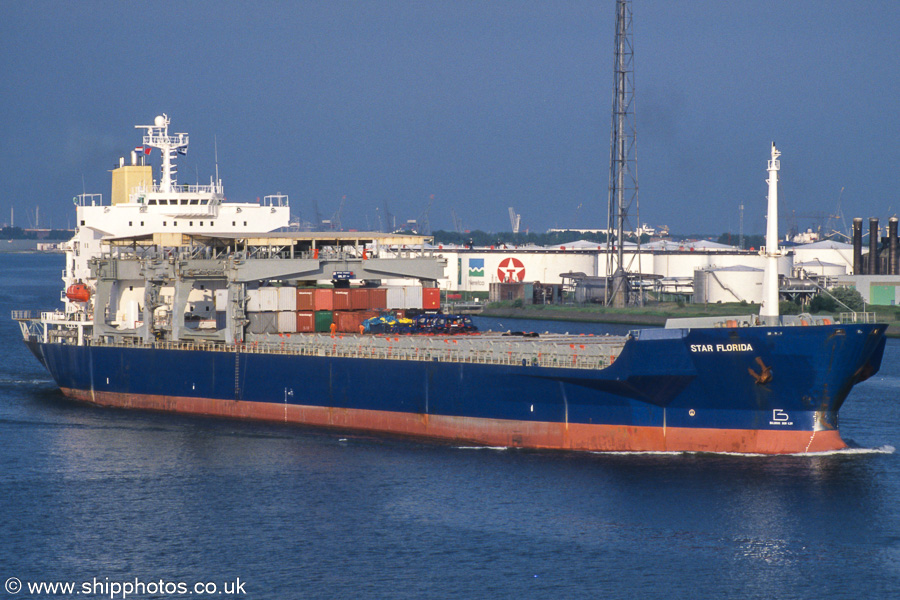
[497,257,526,282]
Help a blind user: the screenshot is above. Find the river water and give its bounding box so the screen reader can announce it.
[1,253,898,599]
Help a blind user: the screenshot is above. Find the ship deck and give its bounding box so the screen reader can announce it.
[39,329,627,371]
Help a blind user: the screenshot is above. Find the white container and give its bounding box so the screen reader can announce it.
[385,286,423,309]
[404,286,423,309]
[259,287,279,312]
[246,289,262,312]
[277,287,297,311]
[386,286,405,309]
[278,310,298,333]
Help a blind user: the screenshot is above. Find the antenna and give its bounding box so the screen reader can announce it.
[739,202,744,249]
[605,0,640,307]
[214,135,220,187]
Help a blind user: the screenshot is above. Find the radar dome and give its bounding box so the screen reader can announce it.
[154,115,166,127]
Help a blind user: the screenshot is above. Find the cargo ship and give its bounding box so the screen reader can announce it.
[14,118,887,454]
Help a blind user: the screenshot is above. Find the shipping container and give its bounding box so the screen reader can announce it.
[386,286,405,309]
[278,310,298,333]
[333,289,352,311]
[333,310,379,333]
[423,287,440,310]
[314,288,334,311]
[246,289,261,312]
[259,287,279,312]
[314,310,333,332]
[277,287,298,311]
[296,311,315,333]
[248,311,278,334]
[350,288,369,310]
[406,286,423,309]
[297,289,315,311]
[385,286,423,310]
[369,288,387,310]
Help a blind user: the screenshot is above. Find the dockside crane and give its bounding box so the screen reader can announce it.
[332,196,346,231]
[417,195,434,235]
[451,209,463,233]
[383,200,395,233]
[508,207,521,234]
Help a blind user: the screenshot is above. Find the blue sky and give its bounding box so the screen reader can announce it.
[2,1,899,235]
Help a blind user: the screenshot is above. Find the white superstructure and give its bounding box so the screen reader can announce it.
[62,114,290,316]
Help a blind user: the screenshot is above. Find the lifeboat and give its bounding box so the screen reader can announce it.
[66,283,91,303]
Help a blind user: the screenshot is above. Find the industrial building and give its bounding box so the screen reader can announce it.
[429,218,900,306]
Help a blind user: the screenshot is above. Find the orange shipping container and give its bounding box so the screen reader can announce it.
[333,310,379,333]
[296,311,315,333]
[368,288,387,310]
[333,289,352,311]
[423,287,440,310]
[350,288,370,310]
[313,288,334,311]
[297,289,315,311]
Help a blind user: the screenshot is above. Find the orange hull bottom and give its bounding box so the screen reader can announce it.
[62,388,847,455]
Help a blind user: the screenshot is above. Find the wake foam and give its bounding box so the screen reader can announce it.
[587,445,896,458]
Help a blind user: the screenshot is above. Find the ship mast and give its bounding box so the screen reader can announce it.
[761,142,781,322]
[136,114,188,193]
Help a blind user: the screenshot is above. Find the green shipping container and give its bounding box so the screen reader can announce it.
[315,310,334,332]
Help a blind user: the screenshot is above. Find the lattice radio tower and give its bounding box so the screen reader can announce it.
[605,0,640,307]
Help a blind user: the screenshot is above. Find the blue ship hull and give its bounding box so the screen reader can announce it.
[26,323,886,454]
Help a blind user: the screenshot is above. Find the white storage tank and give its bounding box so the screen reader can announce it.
[794,260,847,277]
[693,266,764,304]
